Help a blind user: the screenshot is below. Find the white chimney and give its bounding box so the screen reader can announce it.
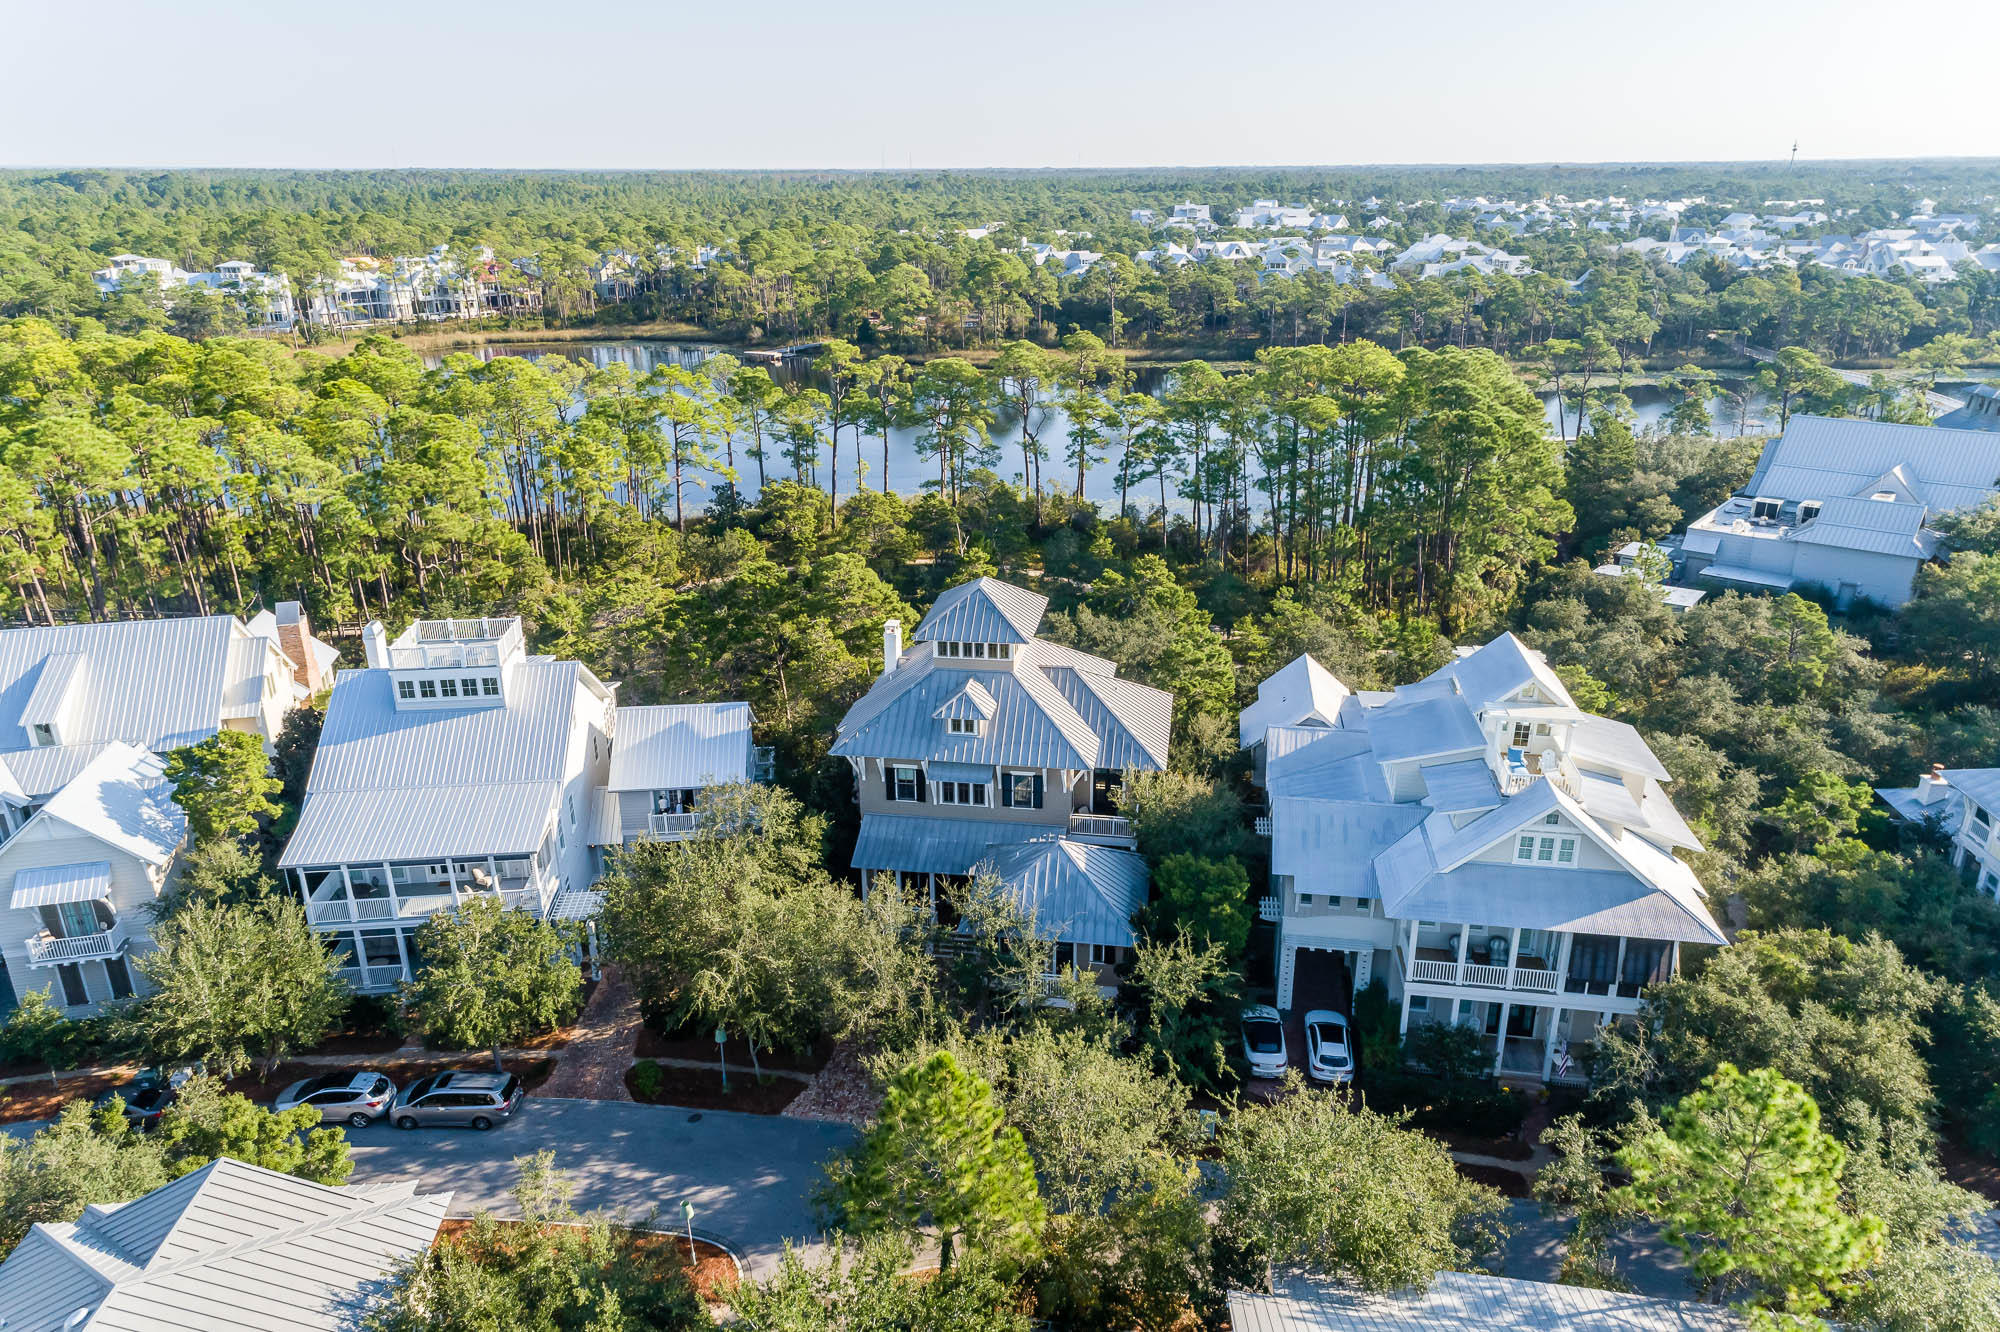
[362,619,390,669]
[882,619,903,676]
[1917,764,1950,806]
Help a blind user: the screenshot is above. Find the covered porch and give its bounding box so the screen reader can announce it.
[294,850,552,929]
[1404,996,1610,1085]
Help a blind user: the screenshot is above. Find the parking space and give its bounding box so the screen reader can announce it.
[1272,947,1354,1086]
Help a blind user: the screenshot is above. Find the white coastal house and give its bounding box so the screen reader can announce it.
[1878,765,2000,898]
[278,617,613,991]
[833,577,1168,983]
[0,1156,449,1332]
[595,701,772,847]
[1678,415,2000,606]
[0,609,334,1015]
[92,255,298,329]
[1247,634,1725,1084]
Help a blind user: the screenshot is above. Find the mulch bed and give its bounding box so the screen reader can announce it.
[303,1028,407,1056]
[1456,1161,1533,1198]
[437,1218,737,1302]
[634,1026,830,1074]
[625,1061,803,1115]
[222,1056,560,1105]
[0,1070,126,1123]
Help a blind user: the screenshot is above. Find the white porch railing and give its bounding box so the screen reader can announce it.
[1253,815,1273,836]
[647,811,702,839]
[1068,813,1134,841]
[1400,947,1565,996]
[1257,896,1282,922]
[1409,958,1459,984]
[25,925,126,966]
[1513,967,1561,995]
[336,964,407,992]
[1463,962,1511,988]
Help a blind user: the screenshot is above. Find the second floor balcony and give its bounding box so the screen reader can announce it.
[1066,812,1134,845]
[1395,919,1677,1003]
[25,921,129,967]
[297,855,553,929]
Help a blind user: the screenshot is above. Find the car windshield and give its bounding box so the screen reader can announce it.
[130,1089,170,1110]
[406,1075,436,1098]
[296,1075,341,1097]
[1245,1021,1282,1054]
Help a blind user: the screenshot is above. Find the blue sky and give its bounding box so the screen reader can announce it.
[3,0,1991,169]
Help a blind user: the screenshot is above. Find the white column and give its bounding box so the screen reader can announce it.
[1613,936,1629,996]
[1398,988,1413,1036]
[393,930,413,984]
[1494,1001,1512,1075]
[585,920,602,981]
[1542,1007,1565,1081]
[1449,997,1462,1026]
[1556,932,1575,989]
[382,863,399,920]
[1506,926,1522,988]
[1454,923,1469,982]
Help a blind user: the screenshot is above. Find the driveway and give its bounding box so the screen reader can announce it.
[346,1097,857,1278]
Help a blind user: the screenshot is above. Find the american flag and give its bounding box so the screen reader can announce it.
[1552,1040,1572,1080]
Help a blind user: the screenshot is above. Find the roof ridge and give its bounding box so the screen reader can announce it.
[129,1184,441,1283]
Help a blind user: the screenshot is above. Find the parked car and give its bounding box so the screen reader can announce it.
[391,1071,524,1131]
[274,1071,397,1127]
[93,1073,176,1130]
[1240,1004,1288,1079]
[1302,1009,1354,1084]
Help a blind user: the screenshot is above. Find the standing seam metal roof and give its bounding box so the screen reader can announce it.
[1746,414,2000,515]
[910,577,1050,644]
[606,702,754,792]
[0,617,259,755]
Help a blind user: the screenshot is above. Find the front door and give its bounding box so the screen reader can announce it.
[1091,769,1123,816]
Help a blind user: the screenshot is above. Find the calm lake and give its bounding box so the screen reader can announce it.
[427,339,1781,510]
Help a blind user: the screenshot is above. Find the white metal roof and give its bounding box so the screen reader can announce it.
[850,813,1047,876]
[910,577,1049,644]
[0,1157,448,1332]
[1746,414,2000,516]
[1239,653,1351,748]
[28,743,186,867]
[972,837,1149,948]
[11,861,113,910]
[606,702,754,792]
[1229,1272,1739,1332]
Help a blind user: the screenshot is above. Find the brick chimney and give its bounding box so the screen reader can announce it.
[273,601,321,693]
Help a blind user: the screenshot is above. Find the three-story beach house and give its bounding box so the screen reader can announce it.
[1246,634,1726,1082]
[834,578,1168,982]
[278,617,612,991]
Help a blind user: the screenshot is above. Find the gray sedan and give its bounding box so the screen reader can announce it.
[274,1071,398,1127]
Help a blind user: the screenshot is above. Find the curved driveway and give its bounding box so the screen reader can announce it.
[343,1097,857,1277]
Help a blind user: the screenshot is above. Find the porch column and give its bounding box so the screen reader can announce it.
[1671,940,1681,978]
[928,873,937,919]
[1398,988,1412,1036]
[1542,1007,1566,1081]
[1449,997,1462,1026]
[393,930,413,983]
[1454,923,1470,982]
[446,857,462,906]
[1613,936,1629,996]
[382,863,399,919]
[1506,926,1522,987]
[585,920,603,981]
[1555,932,1575,990]
[1494,1002,1512,1075]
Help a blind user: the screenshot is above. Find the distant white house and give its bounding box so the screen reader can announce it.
[92,255,297,328]
[1878,765,2000,898]
[1248,634,1724,1084]
[596,701,771,847]
[0,1156,448,1332]
[0,609,333,1015]
[278,617,614,990]
[1678,415,2000,606]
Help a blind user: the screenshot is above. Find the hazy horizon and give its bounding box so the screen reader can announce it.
[5,0,1992,173]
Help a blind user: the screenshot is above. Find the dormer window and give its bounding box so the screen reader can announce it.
[1870,492,1897,503]
[1797,500,1822,524]
[418,679,437,699]
[1751,497,1782,521]
[1516,833,1577,864]
[28,723,54,747]
[935,641,1013,661]
[947,717,983,735]
[397,680,416,701]
[440,678,459,698]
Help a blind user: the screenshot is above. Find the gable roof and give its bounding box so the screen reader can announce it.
[0,1157,449,1332]
[1424,632,1575,712]
[910,577,1049,644]
[1239,653,1351,748]
[606,702,754,792]
[1745,414,2000,516]
[0,617,257,757]
[22,743,186,867]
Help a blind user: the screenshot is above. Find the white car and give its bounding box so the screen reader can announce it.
[1240,1004,1288,1079]
[1303,1009,1354,1084]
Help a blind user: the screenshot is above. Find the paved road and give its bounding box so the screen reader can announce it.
[342,1098,857,1277]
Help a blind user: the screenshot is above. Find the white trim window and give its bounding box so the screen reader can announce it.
[936,780,989,807]
[1516,834,1577,864]
[890,765,921,802]
[947,717,983,735]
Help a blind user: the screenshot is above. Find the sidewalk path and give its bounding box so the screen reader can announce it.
[536,966,643,1102]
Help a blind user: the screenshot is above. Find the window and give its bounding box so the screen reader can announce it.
[1051,941,1075,973]
[104,956,134,1001]
[440,677,459,697]
[397,680,416,700]
[1408,994,1430,1012]
[1752,497,1782,520]
[1088,943,1120,966]
[947,717,982,735]
[1974,805,1991,828]
[57,900,99,938]
[1002,771,1040,809]
[891,765,921,802]
[1543,812,1560,825]
[1299,893,1313,905]
[57,964,88,1007]
[482,676,500,696]
[1522,835,1578,864]
[971,642,988,659]
[938,641,959,658]
[462,677,481,697]
[1798,501,1822,524]
[1557,839,1576,864]
[418,678,437,699]
[1516,835,1537,861]
[28,722,54,747]
[993,642,1012,660]
[936,781,988,807]
[1512,722,1532,747]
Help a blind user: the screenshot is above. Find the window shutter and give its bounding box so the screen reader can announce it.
[1000,778,1013,809]
[916,771,928,802]
[884,767,894,802]
[1032,774,1044,809]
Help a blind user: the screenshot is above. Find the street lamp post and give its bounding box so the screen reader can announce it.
[680,1199,696,1265]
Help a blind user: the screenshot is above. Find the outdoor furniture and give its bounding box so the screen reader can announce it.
[1485,935,1510,966]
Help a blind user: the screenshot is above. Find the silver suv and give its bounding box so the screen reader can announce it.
[274,1071,397,1127]
[390,1071,524,1131]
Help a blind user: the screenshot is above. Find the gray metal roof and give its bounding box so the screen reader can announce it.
[282,660,597,867]
[1424,633,1575,712]
[1041,667,1171,770]
[1419,760,1503,813]
[1945,768,2000,814]
[0,742,115,801]
[1229,1272,1739,1332]
[0,1156,449,1332]
[11,861,112,910]
[606,702,754,792]
[1746,414,2000,516]
[1570,716,1672,782]
[1362,694,1484,763]
[910,577,1049,644]
[29,744,185,867]
[973,838,1149,948]
[832,653,1102,770]
[0,617,270,756]
[850,813,1047,876]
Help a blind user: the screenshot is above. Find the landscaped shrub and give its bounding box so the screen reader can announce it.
[631,1059,665,1101]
